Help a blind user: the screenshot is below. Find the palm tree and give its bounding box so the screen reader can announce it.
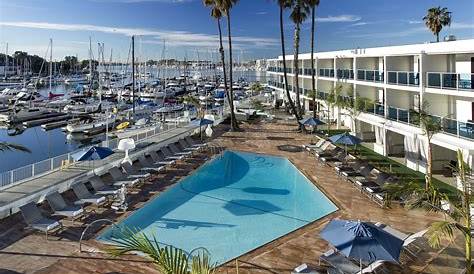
[108,228,216,274]
[307,0,320,118]
[414,101,442,190]
[203,0,238,131]
[323,84,341,134]
[290,0,310,119]
[423,7,452,42]
[385,150,472,274]
[0,142,30,153]
[221,0,239,131]
[275,0,299,122]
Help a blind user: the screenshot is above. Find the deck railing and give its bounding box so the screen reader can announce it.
[427,72,474,91]
[357,69,384,83]
[387,71,419,86]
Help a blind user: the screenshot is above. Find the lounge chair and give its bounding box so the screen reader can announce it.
[137,155,165,173]
[45,192,84,220]
[345,165,375,183]
[121,162,152,179]
[319,249,360,274]
[161,147,184,160]
[149,150,175,165]
[89,176,119,195]
[169,143,192,156]
[185,136,207,149]
[334,160,363,174]
[303,138,325,152]
[108,167,141,187]
[353,172,389,190]
[312,141,332,155]
[320,150,346,164]
[19,202,62,239]
[315,146,341,160]
[179,139,200,151]
[72,183,106,206]
[374,223,427,259]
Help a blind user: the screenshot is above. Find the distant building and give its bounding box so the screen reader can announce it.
[255,59,267,72]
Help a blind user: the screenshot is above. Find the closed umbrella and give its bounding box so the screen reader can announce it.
[190,118,214,140]
[320,219,403,269]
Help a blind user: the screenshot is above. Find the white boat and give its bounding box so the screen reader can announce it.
[63,101,101,114]
[114,123,160,139]
[66,115,116,133]
[0,88,20,104]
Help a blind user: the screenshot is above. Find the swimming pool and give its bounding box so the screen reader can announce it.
[98,150,337,264]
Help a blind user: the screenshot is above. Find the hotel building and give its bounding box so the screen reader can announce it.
[266,39,474,186]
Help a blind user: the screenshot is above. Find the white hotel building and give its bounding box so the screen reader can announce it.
[266,39,474,183]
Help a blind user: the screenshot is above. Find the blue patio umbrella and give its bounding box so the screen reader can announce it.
[329,132,362,145]
[71,146,114,161]
[320,219,403,265]
[299,117,326,127]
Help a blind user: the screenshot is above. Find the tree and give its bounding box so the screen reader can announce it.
[340,94,367,134]
[414,101,442,190]
[203,0,237,131]
[250,82,263,95]
[307,0,320,118]
[423,7,452,42]
[323,84,342,134]
[274,0,300,124]
[221,0,240,131]
[107,228,216,274]
[290,0,310,119]
[385,150,472,274]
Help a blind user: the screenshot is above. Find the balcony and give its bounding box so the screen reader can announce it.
[427,72,474,91]
[387,71,420,86]
[336,69,354,80]
[357,69,384,83]
[319,68,335,78]
[432,116,474,140]
[303,68,316,76]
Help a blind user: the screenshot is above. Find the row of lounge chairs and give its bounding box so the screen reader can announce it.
[305,139,399,206]
[19,135,207,239]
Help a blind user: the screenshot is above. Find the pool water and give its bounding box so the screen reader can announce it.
[98,150,337,264]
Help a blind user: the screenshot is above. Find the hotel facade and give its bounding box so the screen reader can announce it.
[266,39,474,186]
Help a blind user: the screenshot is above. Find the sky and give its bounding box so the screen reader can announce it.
[0,0,473,61]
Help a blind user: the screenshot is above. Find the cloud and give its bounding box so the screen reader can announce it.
[256,11,268,15]
[349,22,369,27]
[0,21,278,50]
[449,22,474,30]
[408,20,422,24]
[90,0,194,3]
[316,15,361,23]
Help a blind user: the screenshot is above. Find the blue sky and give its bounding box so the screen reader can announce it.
[0,0,473,61]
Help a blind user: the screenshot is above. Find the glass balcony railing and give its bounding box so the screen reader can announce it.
[430,115,474,140]
[357,69,384,83]
[303,68,316,76]
[427,72,474,91]
[336,69,354,80]
[319,68,335,78]
[387,71,420,86]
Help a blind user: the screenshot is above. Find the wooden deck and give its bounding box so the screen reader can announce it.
[0,116,468,274]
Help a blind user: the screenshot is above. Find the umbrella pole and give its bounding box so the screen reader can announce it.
[360,259,362,273]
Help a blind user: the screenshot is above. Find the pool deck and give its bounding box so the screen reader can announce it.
[0,115,468,274]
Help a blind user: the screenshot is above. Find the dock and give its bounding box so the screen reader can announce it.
[23,114,71,127]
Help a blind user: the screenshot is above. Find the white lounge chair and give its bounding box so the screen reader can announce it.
[45,192,84,220]
[72,183,106,206]
[19,202,62,239]
[108,167,141,187]
[137,155,165,173]
[89,176,119,195]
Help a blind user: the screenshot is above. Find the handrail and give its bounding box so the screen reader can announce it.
[79,218,118,252]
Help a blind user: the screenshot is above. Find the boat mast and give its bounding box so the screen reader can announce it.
[132,35,135,114]
[4,42,8,80]
[49,38,53,93]
[89,37,92,94]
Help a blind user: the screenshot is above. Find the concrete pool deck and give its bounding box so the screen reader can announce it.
[0,114,469,274]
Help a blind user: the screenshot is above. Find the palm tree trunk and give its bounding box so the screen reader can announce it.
[293,22,303,118]
[279,6,298,121]
[226,11,239,131]
[436,32,440,42]
[426,140,433,190]
[466,217,472,274]
[311,6,316,118]
[217,18,233,130]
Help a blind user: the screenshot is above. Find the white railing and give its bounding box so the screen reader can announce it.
[0,108,217,190]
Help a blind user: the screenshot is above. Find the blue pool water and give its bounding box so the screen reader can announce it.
[98,150,337,264]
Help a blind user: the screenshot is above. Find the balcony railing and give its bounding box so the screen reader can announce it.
[431,115,474,140]
[336,69,354,80]
[427,72,474,91]
[387,71,419,86]
[319,68,335,78]
[303,68,316,76]
[357,69,384,83]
